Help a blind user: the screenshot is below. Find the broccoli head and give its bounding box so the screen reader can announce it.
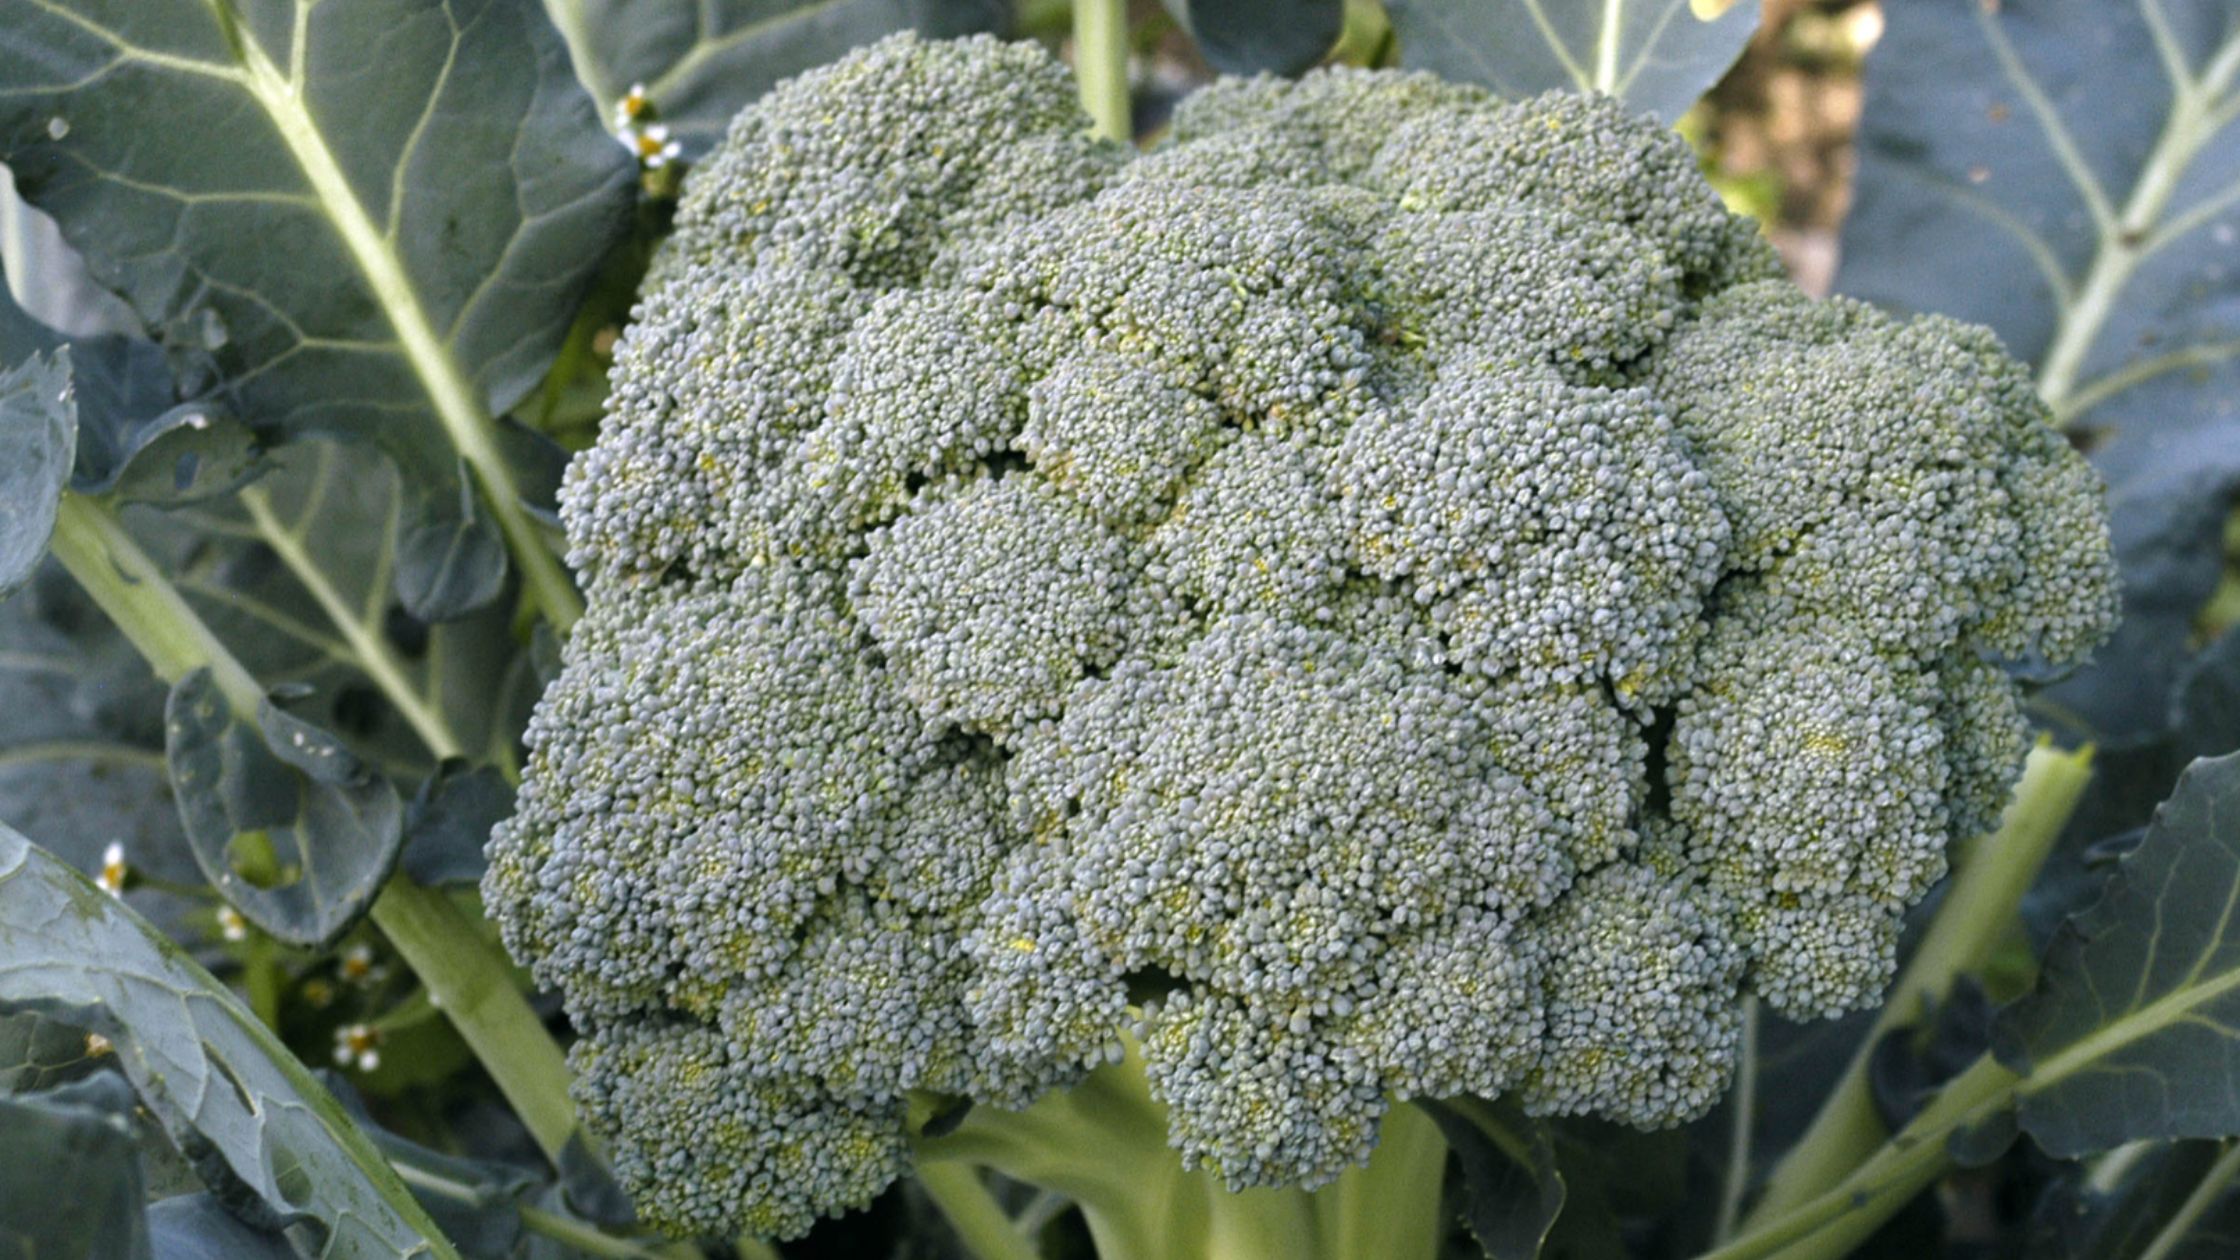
[485,33,2118,1238]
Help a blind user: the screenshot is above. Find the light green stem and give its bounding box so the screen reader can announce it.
[1074,0,1131,142]
[46,491,583,1164]
[1743,743,2094,1228]
[1317,1102,1447,1260]
[916,1162,1043,1260]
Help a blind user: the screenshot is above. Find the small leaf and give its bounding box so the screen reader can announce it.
[0,1071,150,1260]
[1162,0,1345,76]
[166,668,404,950]
[1384,0,1761,121]
[546,0,1011,160]
[403,762,515,888]
[0,347,75,601]
[1420,1097,1566,1260]
[395,465,508,623]
[0,822,454,1258]
[1996,752,2240,1155]
[1840,0,2240,741]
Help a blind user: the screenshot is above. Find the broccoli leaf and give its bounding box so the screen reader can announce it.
[1160,0,1345,76]
[0,0,633,618]
[145,1195,300,1260]
[1419,1098,1566,1260]
[166,667,404,950]
[2025,1139,2240,1260]
[0,1071,150,1260]
[1839,0,2240,741]
[0,822,455,1258]
[0,347,74,601]
[1995,751,2240,1155]
[542,0,1010,160]
[1383,0,1760,122]
[0,564,205,946]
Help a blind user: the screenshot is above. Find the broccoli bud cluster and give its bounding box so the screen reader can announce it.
[485,33,2118,1238]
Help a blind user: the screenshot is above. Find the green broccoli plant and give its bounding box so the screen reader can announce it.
[6,2,2240,1259]
[480,31,2117,1248]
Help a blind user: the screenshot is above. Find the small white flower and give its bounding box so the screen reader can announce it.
[217,906,248,942]
[97,843,127,898]
[628,122,682,170]
[338,942,385,986]
[612,82,650,131]
[334,1023,382,1072]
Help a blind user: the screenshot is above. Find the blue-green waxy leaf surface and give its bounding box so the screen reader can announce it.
[544,0,1008,159]
[0,1072,149,1260]
[0,823,454,1258]
[1161,0,1345,76]
[0,0,634,609]
[166,669,404,950]
[0,346,74,601]
[1995,751,2240,1155]
[1421,1099,1567,1260]
[1840,0,2240,740]
[1384,0,1760,121]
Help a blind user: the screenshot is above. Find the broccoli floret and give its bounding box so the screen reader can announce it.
[488,32,2119,1238]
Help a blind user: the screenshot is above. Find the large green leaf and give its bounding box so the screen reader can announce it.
[1839,0,2240,740]
[1995,751,2240,1154]
[0,822,456,1258]
[1383,0,1760,121]
[0,1072,149,1260]
[0,346,74,600]
[0,0,634,613]
[544,0,1008,159]
[1419,1098,1567,1260]
[1161,0,1345,76]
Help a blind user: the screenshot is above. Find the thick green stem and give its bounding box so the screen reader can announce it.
[1743,744,2094,1228]
[1700,1055,2019,1260]
[46,492,584,1164]
[368,881,576,1158]
[1318,1102,1447,1260]
[915,1162,1042,1260]
[1074,0,1131,142]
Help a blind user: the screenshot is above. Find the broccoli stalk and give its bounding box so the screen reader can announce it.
[911,1038,1448,1260]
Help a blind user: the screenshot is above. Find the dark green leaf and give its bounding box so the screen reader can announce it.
[1420,1097,1565,1260]
[1996,752,2240,1155]
[0,1005,106,1094]
[1839,0,2240,740]
[323,1071,542,1260]
[1161,0,1344,76]
[0,562,200,936]
[144,1194,299,1260]
[0,1071,150,1260]
[394,466,508,624]
[166,668,404,950]
[0,822,453,1257]
[0,347,74,600]
[169,442,539,777]
[402,762,513,888]
[0,0,634,608]
[2027,1140,2240,1260]
[1384,0,1760,122]
[0,254,260,507]
[545,0,1010,159]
